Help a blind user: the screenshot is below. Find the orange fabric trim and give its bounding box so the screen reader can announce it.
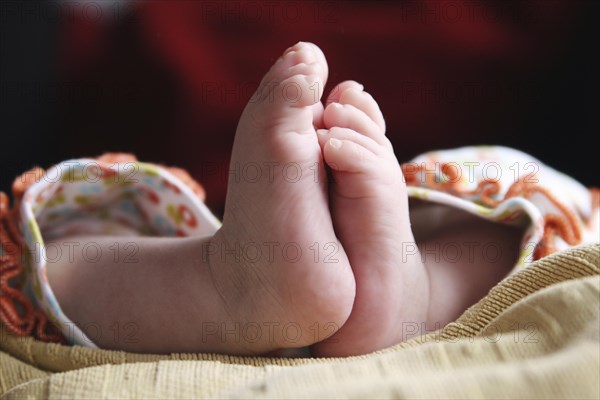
[400,162,587,260]
[1,190,64,342]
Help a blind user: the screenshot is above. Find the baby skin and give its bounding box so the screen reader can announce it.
[47,42,520,356]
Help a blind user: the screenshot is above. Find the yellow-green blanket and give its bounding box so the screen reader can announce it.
[1,244,599,399]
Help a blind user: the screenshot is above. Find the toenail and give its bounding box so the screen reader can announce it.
[317,129,328,135]
[329,138,342,149]
[331,103,343,109]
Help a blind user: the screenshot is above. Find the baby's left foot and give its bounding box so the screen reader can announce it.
[312,82,429,356]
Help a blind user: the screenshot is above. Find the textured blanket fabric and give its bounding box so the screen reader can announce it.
[1,244,599,399]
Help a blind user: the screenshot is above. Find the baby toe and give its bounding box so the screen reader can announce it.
[253,43,328,110]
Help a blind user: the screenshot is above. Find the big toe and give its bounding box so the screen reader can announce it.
[251,42,329,112]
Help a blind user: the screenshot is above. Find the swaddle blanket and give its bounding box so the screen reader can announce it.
[1,244,598,399]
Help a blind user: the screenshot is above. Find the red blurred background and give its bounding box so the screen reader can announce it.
[2,0,598,216]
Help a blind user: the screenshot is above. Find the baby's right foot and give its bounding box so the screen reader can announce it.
[312,82,429,356]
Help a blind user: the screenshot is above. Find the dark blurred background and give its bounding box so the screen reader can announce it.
[1,0,598,216]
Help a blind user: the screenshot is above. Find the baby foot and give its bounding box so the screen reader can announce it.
[312,82,429,356]
[208,43,355,353]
